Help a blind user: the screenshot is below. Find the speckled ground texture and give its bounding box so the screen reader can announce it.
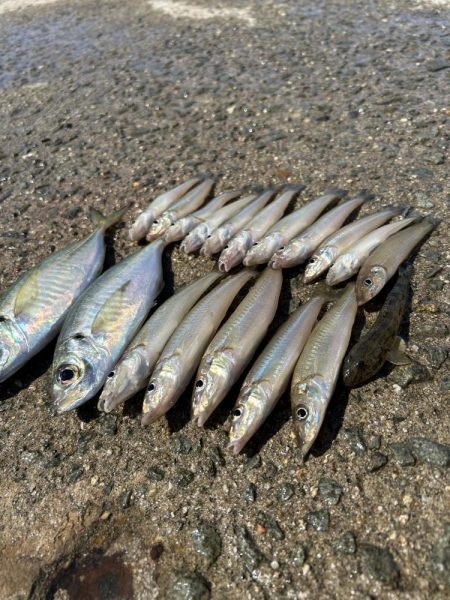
[0,0,449,598]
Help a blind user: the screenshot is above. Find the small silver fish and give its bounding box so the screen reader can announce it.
[51,240,164,413]
[326,217,416,286]
[129,177,201,241]
[269,191,371,269]
[200,189,275,257]
[98,271,221,412]
[142,270,255,425]
[218,185,302,272]
[356,220,433,305]
[291,285,357,460]
[0,207,126,384]
[146,179,214,241]
[304,206,402,283]
[243,188,346,266]
[192,269,282,427]
[228,295,326,455]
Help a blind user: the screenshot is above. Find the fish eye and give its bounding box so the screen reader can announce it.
[58,366,79,385]
[232,407,242,419]
[363,278,372,287]
[308,257,316,264]
[107,371,115,378]
[195,380,204,389]
[356,360,365,369]
[206,234,212,239]
[279,246,285,250]
[224,244,229,249]
[0,315,6,322]
[296,405,309,420]
[252,242,258,246]
[148,383,155,392]
[153,219,159,224]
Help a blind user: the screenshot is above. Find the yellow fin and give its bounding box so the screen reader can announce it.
[387,337,411,366]
[91,281,132,335]
[14,270,40,317]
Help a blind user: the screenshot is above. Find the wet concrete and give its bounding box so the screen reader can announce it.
[0,0,449,598]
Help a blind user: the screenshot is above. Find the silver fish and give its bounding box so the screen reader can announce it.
[163,189,242,244]
[181,193,257,254]
[218,185,303,272]
[192,269,282,427]
[51,240,164,413]
[269,191,371,269]
[0,207,126,384]
[146,179,214,241]
[243,188,346,266]
[228,295,326,455]
[142,270,255,425]
[129,177,201,241]
[291,285,357,459]
[326,217,417,286]
[356,220,433,305]
[304,206,402,283]
[98,271,221,412]
[200,189,275,257]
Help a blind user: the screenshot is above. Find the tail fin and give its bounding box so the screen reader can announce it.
[90,205,128,231]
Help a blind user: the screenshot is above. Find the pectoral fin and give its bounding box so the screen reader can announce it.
[14,270,40,317]
[387,337,411,366]
[91,281,132,335]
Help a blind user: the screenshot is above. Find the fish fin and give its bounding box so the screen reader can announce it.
[89,205,128,231]
[387,337,411,366]
[91,281,132,335]
[13,270,40,317]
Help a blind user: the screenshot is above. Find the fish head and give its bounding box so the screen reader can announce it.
[292,376,329,460]
[243,233,284,266]
[98,346,149,413]
[356,265,387,305]
[146,213,173,241]
[129,211,154,241]
[0,318,28,383]
[192,351,235,426]
[269,239,306,269]
[304,247,336,283]
[201,225,232,256]
[218,232,251,272]
[326,253,358,286]
[227,382,270,454]
[342,351,368,388]
[181,223,209,253]
[141,358,180,425]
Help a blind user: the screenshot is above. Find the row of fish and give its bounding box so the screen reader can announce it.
[128,177,433,305]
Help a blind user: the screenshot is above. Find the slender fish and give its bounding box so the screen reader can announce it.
[326,217,416,286]
[129,177,201,241]
[243,188,347,266]
[98,271,221,412]
[181,193,257,254]
[269,191,371,269]
[192,269,282,427]
[163,189,242,244]
[343,268,411,387]
[200,189,275,257]
[51,241,164,413]
[142,270,255,425]
[146,179,214,241]
[304,206,402,283]
[0,207,126,384]
[356,220,433,305]
[218,185,303,272]
[228,295,326,454]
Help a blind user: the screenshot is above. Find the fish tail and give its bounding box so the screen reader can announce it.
[352,189,375,203]
[323,187,348,199]
[89,205,128,231]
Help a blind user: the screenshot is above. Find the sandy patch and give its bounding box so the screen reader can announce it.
[148,0,256,26]
[0,0,61,15]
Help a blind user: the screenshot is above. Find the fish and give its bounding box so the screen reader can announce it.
[304,206,402,283]
[192,269,282,427]
[142,269,255,425]
[163,189,242,244]
[343,268,411,387]
[51,240,164,413]
[98,271,221,412]
[218,185,303,272]
[180,193,257,254]
[243,188,347,266]
[146,178,214,241]
[290,285,358,460]
[0,207,126,384]
[326,217,417,286]
[356,220,433,305]
[269,191,371,269]
[200,189,275,257]
[227,295,326,454]
[129,177,201,241]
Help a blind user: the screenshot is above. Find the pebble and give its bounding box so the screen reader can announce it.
[146,466,165,481]
[341,427,367,454]
[256,512,285,540]
[414,192,434,209]
[440,376,450,393]
[262,460,278,481]
[293,544,309,567]
[245,455,261,470]
[191,522,222,565]
[174,469,195,488]
[172,434,193,455]
[360,544,400,587]
[243,483,257,503]
[409,437,450,468]
[306,509,330,532]
[387,361,431,389]
[427,346,448,369]
[367,452,388,473]
[390,443,416,467]
[334,532,357,555]
[431,525,450,587]
[119,490,132,509]
[167,572,211,600]
[234,525,265,571]
[276,482,295,502]
[318,477,343,505]
[366,434,381,450]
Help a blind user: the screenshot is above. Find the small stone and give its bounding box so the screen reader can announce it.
[243,483,257,503]
[191,522,222,565]
[172,434,193,455]
[235,525,265,571]
[65,206,82,219]
[96,414,118,435]
[146,466,165,481]
[424,152,445,165]
[409,437,450,468]
[387,362,431,389]
[367,452,388,472]
[174,469,195,488]
[67,465,84,483]
[119,490,132,509]
[276,482,295,502]
[256,512,285,540]
[318,477,343,505]
[414,192,434,209]
[441,376,450,393]
[210,446,225,468]
[390,442,416,467]
[245,455,261,470]
[426,58,450,72]
[341,427,367,454]
[431,524,450,587]
[427,346,448,369]
[262,460,278,481]
[306,509,330,532]
[416,322,449,339]
[334,532,357,555]
[367,434,381,450]
[293,544,308,567]
[100,511,111,521]
[360,544,400,587]
[167,572,211,600]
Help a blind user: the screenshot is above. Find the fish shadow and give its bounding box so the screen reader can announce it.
[310,384,351,457]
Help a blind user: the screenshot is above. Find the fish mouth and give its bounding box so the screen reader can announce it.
[269,255,283,269]
[191,411,208,427]
[227,437,247,455]
[218,258,232,272]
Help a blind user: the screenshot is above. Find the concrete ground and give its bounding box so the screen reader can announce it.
[0,0,449,598]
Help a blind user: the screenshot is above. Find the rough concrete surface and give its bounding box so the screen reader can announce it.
[0,0,449,598]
